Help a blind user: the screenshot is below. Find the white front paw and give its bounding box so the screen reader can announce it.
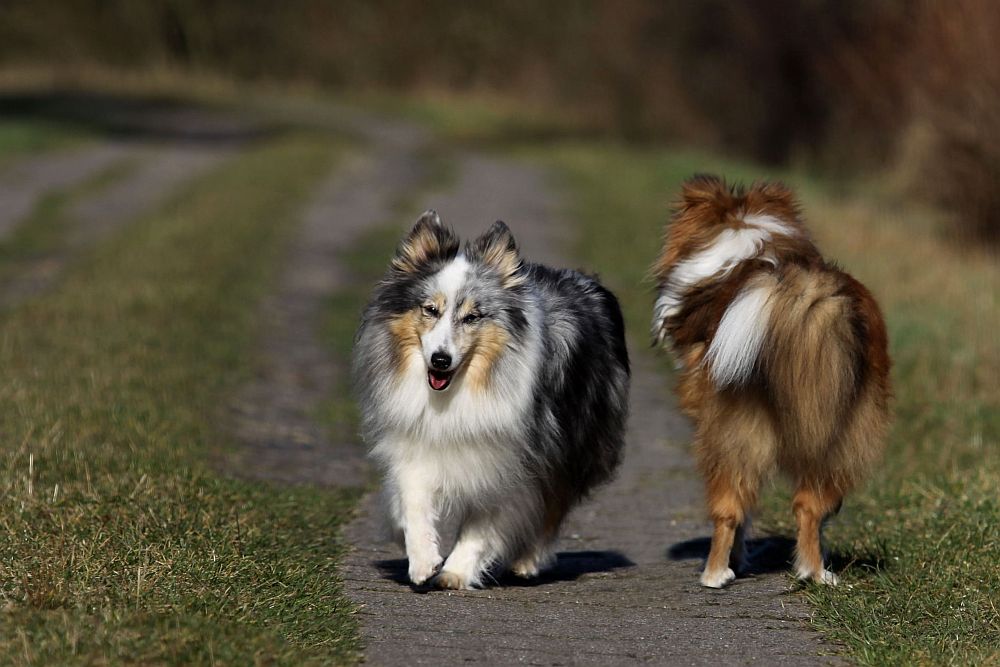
[408,553,443,585]
[700,567,736,588]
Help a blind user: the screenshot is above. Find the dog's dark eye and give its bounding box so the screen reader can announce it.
[462,313,481,325]
[422,304,440,318]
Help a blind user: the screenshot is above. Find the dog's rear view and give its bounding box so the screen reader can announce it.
[651,175,892,587]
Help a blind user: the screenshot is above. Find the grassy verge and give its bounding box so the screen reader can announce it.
[0,133,361,664]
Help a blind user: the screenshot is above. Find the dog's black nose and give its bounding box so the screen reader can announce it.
[431,352,452,370]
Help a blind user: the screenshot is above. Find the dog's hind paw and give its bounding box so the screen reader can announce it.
[815,569,839,586]
[511,551,554,579]
[700,567,736,588]
[434,570,472,590]
[795,566,839,586]
[510,560,540,579]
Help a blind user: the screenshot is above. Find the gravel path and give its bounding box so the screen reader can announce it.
[64,143,231,247]
[225,115,428,487]
[0,143,133,240]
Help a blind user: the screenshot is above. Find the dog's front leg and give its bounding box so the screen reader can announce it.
[398,468,442,585]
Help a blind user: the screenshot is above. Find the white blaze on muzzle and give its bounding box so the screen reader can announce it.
[423,316,457,368]
[421,256,471,370]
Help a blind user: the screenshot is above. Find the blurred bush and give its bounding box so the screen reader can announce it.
[906,0,1000,245]
[0,0,996,244]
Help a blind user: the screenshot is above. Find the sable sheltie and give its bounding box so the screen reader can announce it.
[354,211,630,590]
[651,176,891,588]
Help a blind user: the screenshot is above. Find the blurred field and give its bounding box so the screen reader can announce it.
[3,1,999,245]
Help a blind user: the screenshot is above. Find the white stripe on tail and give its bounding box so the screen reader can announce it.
[705,281,774,387]
[653,227,771,341]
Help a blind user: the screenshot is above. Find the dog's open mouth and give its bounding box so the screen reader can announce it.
[427,369,454,391]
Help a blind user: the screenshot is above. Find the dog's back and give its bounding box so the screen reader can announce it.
[526,264,630,498]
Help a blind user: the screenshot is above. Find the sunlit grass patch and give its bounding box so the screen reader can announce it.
[0,134,361,664]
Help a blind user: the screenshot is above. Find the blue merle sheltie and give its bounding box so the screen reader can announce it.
[353,211,630,590]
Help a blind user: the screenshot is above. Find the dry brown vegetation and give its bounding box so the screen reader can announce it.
[3,1,998,244]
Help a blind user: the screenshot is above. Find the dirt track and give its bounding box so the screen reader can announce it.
[0,105,250,306]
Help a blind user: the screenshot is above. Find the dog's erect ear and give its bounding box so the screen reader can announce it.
[392,210,460,274]
[466,220,524,289]
[678,174,733,211]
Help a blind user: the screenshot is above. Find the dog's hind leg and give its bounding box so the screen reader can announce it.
[435,506,537,590]
[510,498,565,578]
[730,515,751,575]
[792,482,842,585]
[510,539,556,579]
[434,516,501,590]
[701,470,757,588]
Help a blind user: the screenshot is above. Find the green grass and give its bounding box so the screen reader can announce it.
[0,133,362,664]
[535,142,999,665]
[0,118,93,164]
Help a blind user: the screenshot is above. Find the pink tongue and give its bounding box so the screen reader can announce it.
[429,373,449,390]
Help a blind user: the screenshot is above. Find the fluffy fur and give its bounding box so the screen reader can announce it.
[651,176,891,588]
[354,211,630,590]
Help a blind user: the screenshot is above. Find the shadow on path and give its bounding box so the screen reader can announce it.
[0,90,267,146]
[668,534,885,577]
[375,550,636,591]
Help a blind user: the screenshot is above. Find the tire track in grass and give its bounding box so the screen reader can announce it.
[0,142,134,239]
[0,121,250,307]
[226,114,428,488]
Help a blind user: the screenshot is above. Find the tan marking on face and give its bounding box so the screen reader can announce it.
[456,299,477,319]
[427,293,446,315]
[387,310,426,378]
[464,322,510,392]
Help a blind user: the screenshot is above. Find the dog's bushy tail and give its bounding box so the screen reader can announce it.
[761,266,879,458]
